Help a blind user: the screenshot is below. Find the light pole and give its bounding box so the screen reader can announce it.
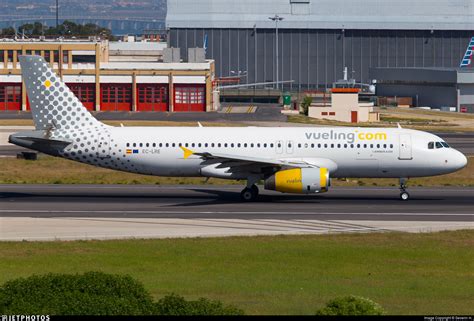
[269,14,284,90]
[56,0,59,29]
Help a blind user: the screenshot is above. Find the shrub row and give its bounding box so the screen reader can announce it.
[0,272,383,315]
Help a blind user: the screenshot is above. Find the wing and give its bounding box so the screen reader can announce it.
[180,146,338,175]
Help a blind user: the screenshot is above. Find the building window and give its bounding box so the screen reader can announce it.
[329,112,336,116]
[321,112,328,116]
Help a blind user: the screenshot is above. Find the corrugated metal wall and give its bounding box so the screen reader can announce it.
[170,28,473,90]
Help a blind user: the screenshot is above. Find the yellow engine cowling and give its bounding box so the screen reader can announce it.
[264,168,330,194]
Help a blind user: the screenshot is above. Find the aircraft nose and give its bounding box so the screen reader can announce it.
[454,151,468,170]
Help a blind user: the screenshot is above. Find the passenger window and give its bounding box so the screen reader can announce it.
[139,143,143,147]
[231,143,234,148]
[383,144,387,149]
[126,143,130,147]
[350,144,354,148]
[237,143,241,148]
[344,144,347,148]
[264,143,267,148]
[211,143,214,147]
[159,143,163,147]
[251,143,254,148]
[224,143,228,147]
[244,143,248,148]
[178,143,182,147]
[377,144,380,148]
[185,143,189,147]
[363,144,367,148]
[324,144,327,148]
[270,143,274,148]
[172,143,176,147]
[436,142,443,149]
[330,144,334,148]
[191,143,195,147]
[304,143,308,148]
[153,143,156,147]
[198,143,202,147]
[311,144,315,148]
[205,143,208,148]
[370,144,374,148]
[318,144,321,148]
[390,144,393,148]
[257,143,261,148]
[357,144,360,148]
[146,143,149,147]
[166,143,169,147]
[337,144,341,148]
[298,144,302,148]
[277,143,281,148]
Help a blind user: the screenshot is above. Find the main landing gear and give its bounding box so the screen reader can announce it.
[399,178,410,201]
[240,176,260,202]
[240,184,259,202]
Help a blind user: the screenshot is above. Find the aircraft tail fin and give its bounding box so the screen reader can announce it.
[460,37,474,68]
[19,55,103,130]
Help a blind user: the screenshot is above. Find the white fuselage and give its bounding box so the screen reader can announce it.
[91,126,467,179]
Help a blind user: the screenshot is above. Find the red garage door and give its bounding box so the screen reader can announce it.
[174,84,206,112]
[137,84,168,111]
[0,83,21,111]
[100,84,132,111]
[67,83,95,111]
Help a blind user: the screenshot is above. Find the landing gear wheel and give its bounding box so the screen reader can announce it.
[399,178,410,201]
[241,186,258,202]
[400,191,410,201]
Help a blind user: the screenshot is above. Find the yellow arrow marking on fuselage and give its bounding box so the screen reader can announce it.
[180,146,194,159]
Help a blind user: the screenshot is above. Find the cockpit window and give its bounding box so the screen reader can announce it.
[441,142,450,148]
[428,142,434,149]
[435,142,443,149]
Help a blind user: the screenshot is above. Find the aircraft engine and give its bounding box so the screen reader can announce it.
[264,168,330,194]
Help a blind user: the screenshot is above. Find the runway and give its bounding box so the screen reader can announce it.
[1,185,472,241]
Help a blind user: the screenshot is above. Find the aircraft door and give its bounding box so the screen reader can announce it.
[286,141,294,154]
[398,134,413,160]
[276,140,283,154]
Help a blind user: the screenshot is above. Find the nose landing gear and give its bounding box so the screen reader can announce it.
[399,178,410,201]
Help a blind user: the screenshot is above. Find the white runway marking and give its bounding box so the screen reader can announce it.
[0,209,473,216]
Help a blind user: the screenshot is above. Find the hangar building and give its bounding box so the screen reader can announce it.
[166,0,474,91]
[0,39,216,112]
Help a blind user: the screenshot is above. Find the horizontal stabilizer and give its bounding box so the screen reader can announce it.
[9,131,72,154]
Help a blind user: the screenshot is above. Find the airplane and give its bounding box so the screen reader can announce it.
[9,56,468,201]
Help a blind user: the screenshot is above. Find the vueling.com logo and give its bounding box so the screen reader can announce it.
[305,130,387,144]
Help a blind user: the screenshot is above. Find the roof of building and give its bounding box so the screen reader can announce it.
[166,0,474,30]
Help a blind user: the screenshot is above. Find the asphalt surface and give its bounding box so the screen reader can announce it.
[1,185,473,221]
[1,185,472,241]
[0,106,287,122]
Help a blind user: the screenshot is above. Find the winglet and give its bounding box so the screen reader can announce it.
[197,122,203,128]
[180,146,194,159]
[397,122,402,129]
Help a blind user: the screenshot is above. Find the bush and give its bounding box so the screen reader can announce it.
[315,295,385,316]
[154,294,244,316]
[300,96,313,116]
[0,272,155,315]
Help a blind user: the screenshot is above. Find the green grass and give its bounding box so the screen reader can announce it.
[0,231,473,315]
[1,156,473,186]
